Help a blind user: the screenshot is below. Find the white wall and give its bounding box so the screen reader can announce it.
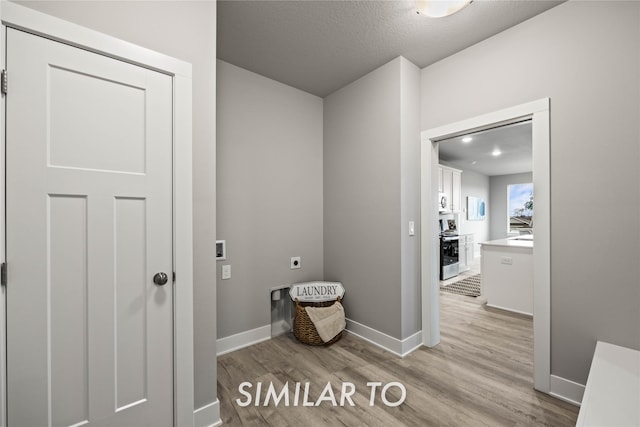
[421,0,640,385]
[489,173,533,241]
[458,169,490,252]
[13,0,219,411]
[216,61,324,339]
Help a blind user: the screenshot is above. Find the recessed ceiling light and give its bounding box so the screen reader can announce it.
[492,149,502,157]
[462,136,472,143]
[416,0,473,18]
[471,161,477,165]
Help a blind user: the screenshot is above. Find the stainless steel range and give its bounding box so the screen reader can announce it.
[440,233,459,280]
[439,218,459,280]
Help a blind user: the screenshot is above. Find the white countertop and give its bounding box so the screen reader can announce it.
[576,341,640,426]
[479,236,533,249]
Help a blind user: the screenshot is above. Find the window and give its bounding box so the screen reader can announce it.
[508,183,533,233]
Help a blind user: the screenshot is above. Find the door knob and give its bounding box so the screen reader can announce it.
[153,272,169,286]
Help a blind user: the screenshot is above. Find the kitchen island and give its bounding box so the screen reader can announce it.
[479,236,533,316]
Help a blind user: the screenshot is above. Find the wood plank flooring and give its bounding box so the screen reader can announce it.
[217,293,579,426]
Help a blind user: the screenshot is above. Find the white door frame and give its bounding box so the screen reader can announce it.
[420,98,551,393]
[0,3,195,426]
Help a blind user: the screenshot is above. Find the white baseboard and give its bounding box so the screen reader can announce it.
[194,399,221,427]
[217,320,422,359]
[549,374,585,407]
[400,330,423,356]
[345,318,421,357]
[217,324,270,356]
[486,303,533,318]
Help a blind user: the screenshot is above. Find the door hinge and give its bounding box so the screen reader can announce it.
[172,271,176,283]
[1,70,7,95]
[1,263,7,286]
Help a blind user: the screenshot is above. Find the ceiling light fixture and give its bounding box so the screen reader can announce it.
[492,149,502,157]
[462,136,472,143]
[416,0,473,18]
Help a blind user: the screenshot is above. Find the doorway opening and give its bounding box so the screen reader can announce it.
[437,120,532,302]
[420,99,551,393]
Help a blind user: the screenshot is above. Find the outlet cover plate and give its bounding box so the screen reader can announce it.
[500,256,513,265]
[290,256,301,269]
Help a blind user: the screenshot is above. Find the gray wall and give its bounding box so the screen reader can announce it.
[216,61,324,338]
[400,58,422,338]
[489,173,533,241]
[15,0,219,410]
[458,169,490,251]
[324,58,402,338]
[421,0,640,384]
[325,57,421,340]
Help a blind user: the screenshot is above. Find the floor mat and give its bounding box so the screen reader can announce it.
[441,274,481,297]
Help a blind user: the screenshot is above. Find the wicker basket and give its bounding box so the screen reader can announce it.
[293,297,343,346]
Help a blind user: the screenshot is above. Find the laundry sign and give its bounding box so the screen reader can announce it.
[289,281,345,302]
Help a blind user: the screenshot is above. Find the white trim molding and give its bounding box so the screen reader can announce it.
[0,3,195,426]
[0,4,7,424]
[485,304,533,318]
[217,321,423,359]
[194,400,222,427]
[217,325,271,356]
[550,375,585,407]
[345,319,422,357]
[1,1,191,77]
[420,99,552,394]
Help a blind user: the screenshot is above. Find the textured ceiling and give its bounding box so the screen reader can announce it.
[218,0,564,97]
[439,121,532,177]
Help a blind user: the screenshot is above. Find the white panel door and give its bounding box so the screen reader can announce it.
[6,28,174,427]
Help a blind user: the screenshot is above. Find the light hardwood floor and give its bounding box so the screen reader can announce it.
[217,293,578,426]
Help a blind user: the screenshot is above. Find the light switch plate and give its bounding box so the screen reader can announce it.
[222,264,231,279]
[409,221,415,236]
[290,257,301,269]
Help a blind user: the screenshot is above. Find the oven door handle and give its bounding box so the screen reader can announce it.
[441,236,459,242]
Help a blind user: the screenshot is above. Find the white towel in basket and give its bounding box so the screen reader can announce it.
[304,301,346,343]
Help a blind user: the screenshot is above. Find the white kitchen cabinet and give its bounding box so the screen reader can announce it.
[459,234,474,272]
[442,167,451,201]
[439,165,462,213]
[466,236,474,268]
[452,170,461,212]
